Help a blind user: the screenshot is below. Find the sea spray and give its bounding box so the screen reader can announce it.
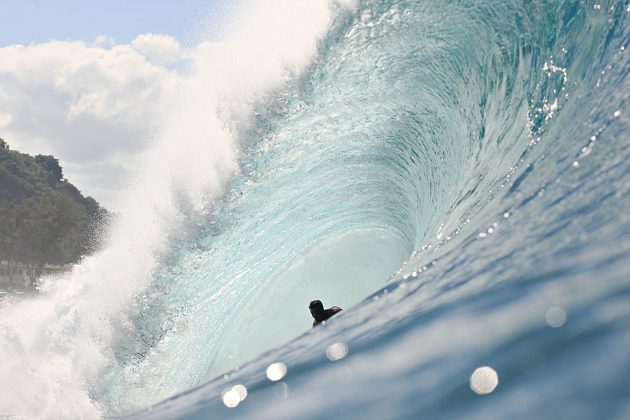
[0,1,355,417]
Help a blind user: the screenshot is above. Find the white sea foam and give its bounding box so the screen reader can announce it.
[0,1,354,417]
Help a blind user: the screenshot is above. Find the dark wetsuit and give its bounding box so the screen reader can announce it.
[312,306,342,327]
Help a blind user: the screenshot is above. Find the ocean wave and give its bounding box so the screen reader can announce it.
[1,0,629,418]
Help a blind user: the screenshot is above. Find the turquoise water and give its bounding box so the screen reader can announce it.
[131,0,629,418]
[1,0,629,418]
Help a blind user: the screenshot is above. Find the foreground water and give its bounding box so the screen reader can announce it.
[1,0,629,418]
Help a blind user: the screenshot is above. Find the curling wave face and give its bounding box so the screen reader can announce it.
[2,0,630,418]
[133,0,630,418]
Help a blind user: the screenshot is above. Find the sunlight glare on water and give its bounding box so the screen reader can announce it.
[545,307,567,328]
[266,362,288,381]
[326,342,349,361]
[470,367,499,395]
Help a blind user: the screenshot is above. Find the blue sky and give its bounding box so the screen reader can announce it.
[0,0,240,209]
[0,0,230,47]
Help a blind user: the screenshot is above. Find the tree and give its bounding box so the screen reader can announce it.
[0,200,19,282]
[14,191,84,283]
[0,201,15,271]
[0,200,11,260]
[35,155,64,184]
[0,142,111,288]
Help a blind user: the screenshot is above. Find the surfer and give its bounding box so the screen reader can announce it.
[309,299,342,327]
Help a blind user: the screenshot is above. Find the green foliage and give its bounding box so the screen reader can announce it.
[0,139,111,286]
[35,155,64,184]
[0,200,17,261]
[0,142,53,204]
[15,192,84,267]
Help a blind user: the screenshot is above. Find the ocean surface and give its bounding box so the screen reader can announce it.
[1,0,629,418]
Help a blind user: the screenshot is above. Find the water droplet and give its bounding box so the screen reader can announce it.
[572,161,580,168]
[470,366,499,395]
[613,110,621,118]
[478,232,487,239]
[503,212,510,218]
[222,389,242,408]
[232,384,248,401]
[545,306,567,328]
[326,342,349,361]
[266,362,287,381]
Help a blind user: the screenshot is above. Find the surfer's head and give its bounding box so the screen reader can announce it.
[309,299,325,319]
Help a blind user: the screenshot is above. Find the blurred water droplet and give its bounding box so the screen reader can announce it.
[266,362,287,381]
[326,342,349,361]
[222,389,241,408]
[232,384,248,401]
[545,306,567,328]
[470,366,499,395]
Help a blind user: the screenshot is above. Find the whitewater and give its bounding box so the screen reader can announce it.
[1,0,629,418]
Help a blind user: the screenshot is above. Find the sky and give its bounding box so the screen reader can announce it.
[0,0,235,210]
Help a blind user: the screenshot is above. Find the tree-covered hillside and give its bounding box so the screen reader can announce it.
[0,138,110,284]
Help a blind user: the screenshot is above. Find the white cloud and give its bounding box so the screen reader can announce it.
[0,0,349,213]
[94,35,116,48]
[0,38,187,209]
[131,33,184,65]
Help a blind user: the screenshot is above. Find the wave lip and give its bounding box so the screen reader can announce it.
[134,0,630,418]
